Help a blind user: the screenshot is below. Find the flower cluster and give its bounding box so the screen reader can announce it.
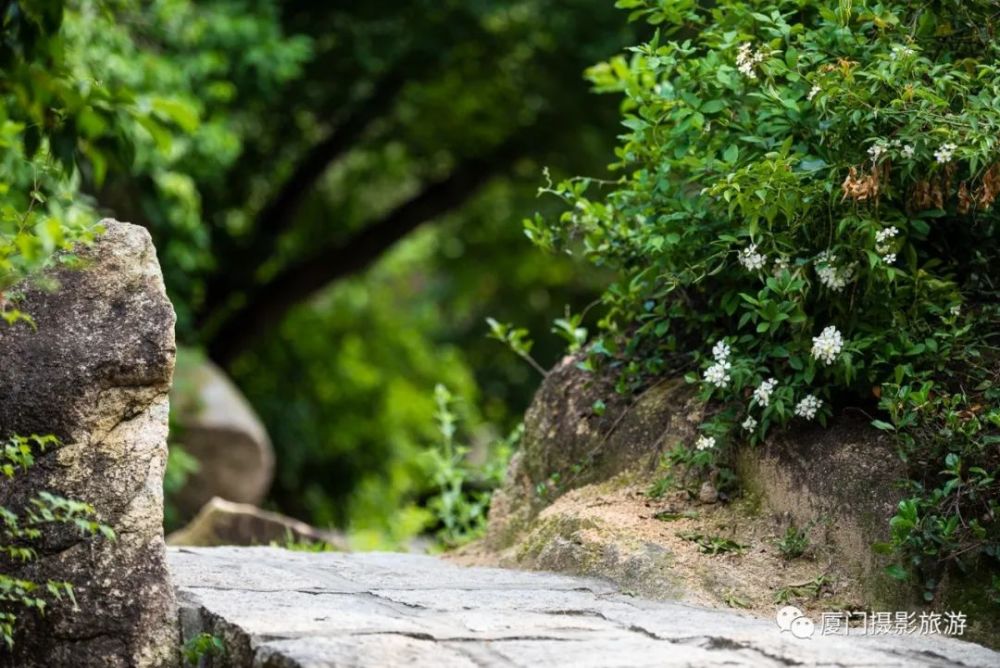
[868,137,917,162]
[741,415,758,431]
[703,339,732,388]
[934,142,957,164]
[807,85,820,101]
[794,394,822,420]
[753,377,778,406]
[736,42,765,79]
[875,226,899,264]
[695,435,716,451]
[738,243,767,271]
[875,227,899,244]
[703,362,731,388]
[811,326,844,365]
[815,251,855,291]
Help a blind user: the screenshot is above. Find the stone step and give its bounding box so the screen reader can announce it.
[169,547,999,667]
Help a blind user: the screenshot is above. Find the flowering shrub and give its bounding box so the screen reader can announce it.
[529,1,999,598]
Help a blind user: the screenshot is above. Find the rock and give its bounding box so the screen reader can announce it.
[0,220,178,667]
[485,355,701,550]
[167,497,347,550]
[169,350,274,518]
[168,546,1000,667]
[736,415,905,601]
[698,480,719,504]
[475,360,999,647]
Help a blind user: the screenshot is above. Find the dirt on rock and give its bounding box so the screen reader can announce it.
[454,474,872,622]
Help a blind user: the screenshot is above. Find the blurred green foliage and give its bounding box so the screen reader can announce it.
[18,0,632,538]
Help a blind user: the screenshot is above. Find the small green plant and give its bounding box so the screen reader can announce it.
[776,524,812,560]
[551,307,590,354]
[272,529,337,553]
[646,476,673,500]
[163,445,199,530]
[0,435,113,648]
[678,531,747,555]
[653,509,698,522]
[182,632,226,665]
[723,590,751,609]
[774,575,832,605]
[424,385,512,548]
[486,318,546,376]
[875,383,1000,602]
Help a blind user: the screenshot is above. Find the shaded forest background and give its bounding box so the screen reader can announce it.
[52,0,636,540]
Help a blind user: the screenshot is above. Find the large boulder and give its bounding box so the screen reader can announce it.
[169,350,274,519]
[0,220,178,667]
[473,356,999,647]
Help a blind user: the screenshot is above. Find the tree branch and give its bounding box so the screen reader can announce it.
[205,137,525,365]
[200,69,408,317]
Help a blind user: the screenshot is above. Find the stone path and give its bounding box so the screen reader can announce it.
[169,547,999,667]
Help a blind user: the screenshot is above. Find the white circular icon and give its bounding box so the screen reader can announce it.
[790,616,816,639]
[776,606,815,639]
[776,605,805,632]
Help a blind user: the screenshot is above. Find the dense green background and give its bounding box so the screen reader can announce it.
[0,0,633,540]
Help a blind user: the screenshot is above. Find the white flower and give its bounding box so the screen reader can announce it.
[703,361,732,388]
[867,143,886,161]
[875,227,900,260]
[753,378,778,407]
[736,42,765,79]
[893,44,916,58]
[738,243,767,272]
[934,142,957,164]
[695,435,716,451]
[772,256,790,277]
[811,325,844,366]
[795,394,823,420]
[901,144,915,159]
[950,304,961,317]
[712,340,731,362]
[807,85,821,101]
[875,227,899,244]
[815,251,855,292]
[742,415,758,431]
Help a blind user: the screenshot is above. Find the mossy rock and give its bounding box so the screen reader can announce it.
[485,355,701,550]
[481,360,1000,647]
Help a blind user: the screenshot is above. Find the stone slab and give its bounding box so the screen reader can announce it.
[168,547,1000,667]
